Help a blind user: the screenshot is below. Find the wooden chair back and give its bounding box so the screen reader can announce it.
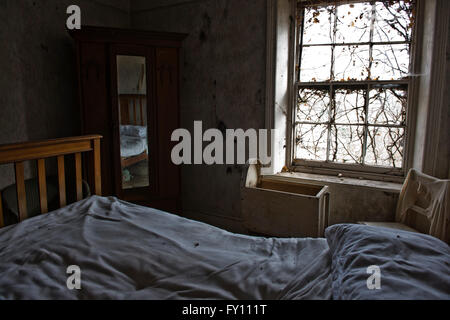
[396,169,450,243]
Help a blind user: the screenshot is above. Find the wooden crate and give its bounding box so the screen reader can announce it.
[241,164,330,238]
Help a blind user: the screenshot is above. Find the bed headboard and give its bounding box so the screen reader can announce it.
[0,135,102,228]
[119,94,146,126]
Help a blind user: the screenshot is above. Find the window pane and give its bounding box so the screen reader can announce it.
[296,88,330,122]
[334,88,366,124]
[373,1,415,43]
[302,5,334,45]
[365,127,405,168]
[335,2,372,43]
[371,44,410,80]
[330,125,364,164]
[334,45,370,81]
[295,124,328,161]
[296,1,414,170]
[368,88,407,125]
[300,46,332,82]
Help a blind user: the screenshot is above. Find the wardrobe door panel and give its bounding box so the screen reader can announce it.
[79,43,113,195]
[156,48,180,200]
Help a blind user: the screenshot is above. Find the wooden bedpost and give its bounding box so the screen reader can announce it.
[75,153,83,201]
[15,162,27,222]
[93,137,102,196]
[37,158,48,214]
[57,156,67,207]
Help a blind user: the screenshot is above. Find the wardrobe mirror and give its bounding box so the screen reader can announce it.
[116,55,149,190]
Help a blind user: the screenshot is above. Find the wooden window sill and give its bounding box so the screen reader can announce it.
[265,172,403,193]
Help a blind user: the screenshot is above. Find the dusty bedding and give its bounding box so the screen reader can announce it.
[120,124,148,158]
[0,196,331,299]
[120,135,147,158]
[0,196,448,300]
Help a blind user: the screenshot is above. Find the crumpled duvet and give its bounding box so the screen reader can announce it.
[0,196,332,300]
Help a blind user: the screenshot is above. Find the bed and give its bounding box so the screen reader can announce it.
[0,136,449,300]
[120,126,148,165]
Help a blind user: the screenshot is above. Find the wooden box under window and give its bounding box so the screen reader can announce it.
[241,164,330,238]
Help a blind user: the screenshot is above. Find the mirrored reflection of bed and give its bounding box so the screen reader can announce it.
[0,135,449,300]
[118,94,149,190]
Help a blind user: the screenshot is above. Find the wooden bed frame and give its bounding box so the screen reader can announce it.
[119,94,149,168]
[119,94,146,126]
[0,135,102,228]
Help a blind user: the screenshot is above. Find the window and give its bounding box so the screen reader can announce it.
[293,0,416,175]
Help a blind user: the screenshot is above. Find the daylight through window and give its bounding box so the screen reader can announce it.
[295,0,416,170]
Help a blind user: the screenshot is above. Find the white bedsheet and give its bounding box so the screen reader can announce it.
[120,135,147,158]
[0,196,332,300]
[120,125,147,138]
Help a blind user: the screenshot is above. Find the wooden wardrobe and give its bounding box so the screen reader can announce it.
[71,27,186,213]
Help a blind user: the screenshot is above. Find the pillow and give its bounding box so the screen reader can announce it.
[325,223,450,300]
[120,125,147,138]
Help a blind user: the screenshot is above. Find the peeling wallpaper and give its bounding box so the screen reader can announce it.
[0,0,130,189]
